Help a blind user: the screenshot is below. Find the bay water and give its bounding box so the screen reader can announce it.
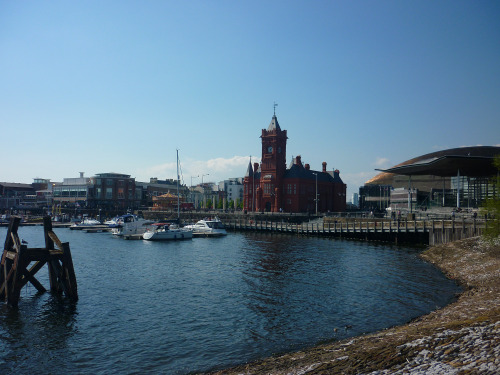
[0,226,460,374]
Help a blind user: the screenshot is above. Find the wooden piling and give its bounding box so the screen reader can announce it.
[0,216,78,308]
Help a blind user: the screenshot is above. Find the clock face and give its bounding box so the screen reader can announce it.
[268,146,273,153]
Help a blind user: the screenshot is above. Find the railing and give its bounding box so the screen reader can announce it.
[224,218,485,245]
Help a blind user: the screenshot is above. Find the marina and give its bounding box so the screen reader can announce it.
[1,212,485,246]
[1,3,498,374]
[0,225,461,374]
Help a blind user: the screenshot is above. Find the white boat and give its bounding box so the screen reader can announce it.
[143,149,195,241]
[71,218,101,227]
[184,217,227,237]
[104,217,119,226]
[109,214,153,236]
[143,223,193,241]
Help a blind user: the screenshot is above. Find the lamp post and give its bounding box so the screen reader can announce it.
[191,175,199,188]
[190,175,199,208]
[312,172,318,215]
[201,174,209,209]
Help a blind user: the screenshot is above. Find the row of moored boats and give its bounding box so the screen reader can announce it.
[72,215,227,241]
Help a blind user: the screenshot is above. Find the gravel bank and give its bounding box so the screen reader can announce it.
[206,236,500,374]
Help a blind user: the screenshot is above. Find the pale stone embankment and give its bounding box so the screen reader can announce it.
[207,236,500,374]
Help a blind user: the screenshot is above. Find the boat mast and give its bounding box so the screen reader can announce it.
[177,149,180,220]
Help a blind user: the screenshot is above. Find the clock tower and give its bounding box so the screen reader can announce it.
[258,114,288,212]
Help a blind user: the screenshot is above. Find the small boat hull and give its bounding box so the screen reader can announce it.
[142,225,193,241]
[183,217,227,237]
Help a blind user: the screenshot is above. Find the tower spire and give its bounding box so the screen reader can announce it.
[273,101,278,116]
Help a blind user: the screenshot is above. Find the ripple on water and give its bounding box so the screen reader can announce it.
[0,227,460,374]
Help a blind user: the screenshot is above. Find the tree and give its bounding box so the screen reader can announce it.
[481,155,500,238]
[236,198,243,210]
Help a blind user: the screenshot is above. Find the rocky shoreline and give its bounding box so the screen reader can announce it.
[206,236,499,374]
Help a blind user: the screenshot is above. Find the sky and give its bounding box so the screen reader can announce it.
[1,0,499,200]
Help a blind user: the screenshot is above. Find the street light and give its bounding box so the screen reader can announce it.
[201,173,209,186]
[190,176,199,210]
[191,175,199,188]
[312,173,318,215]
[201,174,209,209]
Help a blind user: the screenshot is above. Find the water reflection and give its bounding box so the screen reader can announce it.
[0,227,461,374]
[238,233,459,351]
[0,294,77,374]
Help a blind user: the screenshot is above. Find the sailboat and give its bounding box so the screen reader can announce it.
[143,150,193,241]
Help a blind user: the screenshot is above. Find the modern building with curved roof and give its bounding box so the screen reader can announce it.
[360,146,499,211]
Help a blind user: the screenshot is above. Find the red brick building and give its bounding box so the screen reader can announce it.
[243,115,346,213]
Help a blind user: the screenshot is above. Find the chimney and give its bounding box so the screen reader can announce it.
[295,155,302,166]
[79,172,84,178]
[305,163,310,170]
[322,162,327,173]
[334,169,340,177]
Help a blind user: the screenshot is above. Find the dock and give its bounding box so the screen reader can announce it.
[223,218,485,245]
[69,225,110,232]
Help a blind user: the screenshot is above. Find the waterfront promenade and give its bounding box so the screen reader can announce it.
[223,217,484,245]
[207,236,500,374]
[2,209,486,245]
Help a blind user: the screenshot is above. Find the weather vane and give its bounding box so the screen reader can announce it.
[273,101,278,116]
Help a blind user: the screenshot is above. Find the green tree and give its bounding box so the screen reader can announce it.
[481,155,500,238]
[236,198,243,210]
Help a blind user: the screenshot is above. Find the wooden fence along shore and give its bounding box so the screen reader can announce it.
[223,218,485,245]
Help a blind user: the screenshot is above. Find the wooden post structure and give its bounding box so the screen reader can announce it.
[0,216,78,308]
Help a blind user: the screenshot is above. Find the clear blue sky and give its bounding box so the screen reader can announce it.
[1,0,499,200]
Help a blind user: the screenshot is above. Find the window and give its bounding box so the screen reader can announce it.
[118,188,125,199]
[264,183,274,195]
[106,188,113,199]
